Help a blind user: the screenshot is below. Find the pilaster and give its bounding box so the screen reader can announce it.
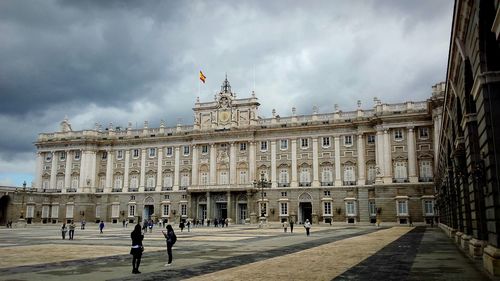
[174,146,180,191]
[123,150,130,189]
[312,138,320,187]
[383,129,392,184]
[191,145,198,186]
[407,127,418,183]
[291,139,298,187]
[357,134,366,185]
[157,147,163,190]
[64,150,72,191]
[271,140,277,188]
[50,151,58,190]
[210,144,217,185]
[35,152,43,189]
[249,141,256,181]
[105,149,113,192]
[230,143,236,185]
[334,136,342,186]
[139,148,146,191]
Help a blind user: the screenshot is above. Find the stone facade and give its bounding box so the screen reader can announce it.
[435,0,500,277]
[1,77,443,227]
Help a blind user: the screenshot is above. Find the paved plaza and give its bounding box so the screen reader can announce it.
[0,223,493,281]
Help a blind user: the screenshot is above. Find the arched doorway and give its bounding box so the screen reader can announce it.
[0,195,11,225]
[298,192,313,224]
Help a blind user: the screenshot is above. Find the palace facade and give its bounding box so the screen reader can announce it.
[3,78,444,226]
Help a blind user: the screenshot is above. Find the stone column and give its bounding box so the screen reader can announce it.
[312,138,320,187]
[157,147,163,190]
[50,151,58,190]
[64,150,72,191]
[334,136,342,186]
[407,127,418,183]
[375,128,384,182]
[139,148,146,191]
[227,191,232,221]
[174,146,180,191]
[35,152,43,189]
[210,144,217,185]
[271,140,277,188]
[383,129,392,184]
[249,142,256,181]
[291,139,298,187]
[88,150,97,191]
[105,149,113,192]
[79,149,86,189]
[206,191,211,220]
[230,143,236,185]
[191,145,198,186]
[357,134,366,185]
[124,150,130,189]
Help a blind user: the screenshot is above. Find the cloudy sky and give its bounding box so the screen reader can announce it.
[0,0,453,187]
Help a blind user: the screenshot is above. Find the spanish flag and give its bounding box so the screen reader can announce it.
[199,71,206,83]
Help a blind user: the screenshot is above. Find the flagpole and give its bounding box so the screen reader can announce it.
[198,76,201,97]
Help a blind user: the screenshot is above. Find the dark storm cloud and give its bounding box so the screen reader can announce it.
[0,0,454,185]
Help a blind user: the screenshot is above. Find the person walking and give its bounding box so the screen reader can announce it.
[304,219,311,236]
[130,223,144,274]
[179,221,185,232]
[81,219,86,230]
[61,223,67,240]
[282,221,288,233]
[289,220,294,233]
[162,224,177,267]
[186,220,191,232]
[99,221,105,234]
[68,221,76,240]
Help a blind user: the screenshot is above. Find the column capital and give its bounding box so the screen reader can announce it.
[407,126,415,132]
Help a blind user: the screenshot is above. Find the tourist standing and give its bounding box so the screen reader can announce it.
[61,223,67,240]
[304,219,311,236]
[130,223,144,274]
[99,221,105,233]
[123,219,126,228]
[81,219,86,230]
[179,221,185,232]
[186,220,191,232]
[68,221,76,240]
[289,220,294,233]
[162,225,177,266]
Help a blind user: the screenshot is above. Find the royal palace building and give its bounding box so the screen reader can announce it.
[1,77,444,228]
[435,0,500,276]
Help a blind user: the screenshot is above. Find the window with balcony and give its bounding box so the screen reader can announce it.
[419,160,433,182]
[180,173,190,188]
[394,161,408,182]
[219,171,229,185]
[146,175,155,189]
[321,167,333,186]
[279,169,289,187]
[343,166,356,185]
[200,172,209,185]
[239,171,248,184]
[367,165,376,184]
[299,168,311,186]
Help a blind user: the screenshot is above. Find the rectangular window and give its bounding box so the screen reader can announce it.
[419,160,433,181]
[166,147,173,156]
[41,205,50,218]
[424,200,434,215]
[240,143,247,151]
[419,127,429,139]
[74,151,81,160]
[322,137,331,147]
[27,205,35,218]
[116,150,124,160]
[344,135,353,146]
[200,172,209,185]
[369,201,376,216]
[397,201,408,215]
[149,148,156,158]
[301,138,309,148]
[111,205,119,218]
[164,195,170,200]
[324,202,332,215]
[281,191,287,197]
[219,171,229,184]
[260,141,268,151]
[394,129,403,140]
[346,201,356,216]
[180,174,190,187]
[280,202,288,216]
[367,135,375,144]
[162,204,170,216]
[65,205,74,219]
[394,162,408,180]
[239,171,248,184]
[133,149,140,158]
[280,139,288,150]
[183,146,190,156]
[95,205,102,218]
[51,205,59,218]
[324,190,331,196]
[128,205,136,217]
[102,151,107,160]
[201,145,208,154]
[181,204,187,216]
[60,151,66,161]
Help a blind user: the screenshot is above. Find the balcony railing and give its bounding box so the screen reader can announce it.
[95,188,104,193]
[162,186,173,191]
[299,182,311,187]
[321,182,333,186]
[343,181,356,186]
[144,187,156,191]
[66,188,77,193]
[179,186,188,190]
[278,183,290,187]
[43,189,62,193]
[393,178,409,183]
[111,188,122,192]
[419,177,433,182]
[128,188,138,192]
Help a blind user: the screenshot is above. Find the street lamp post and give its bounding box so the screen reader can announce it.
[253,173,270,226]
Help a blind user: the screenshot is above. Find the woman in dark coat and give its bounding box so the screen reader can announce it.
[130,223,144,274]
[162,224,176,266]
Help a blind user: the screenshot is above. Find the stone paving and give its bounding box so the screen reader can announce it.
[0,223,494,281]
